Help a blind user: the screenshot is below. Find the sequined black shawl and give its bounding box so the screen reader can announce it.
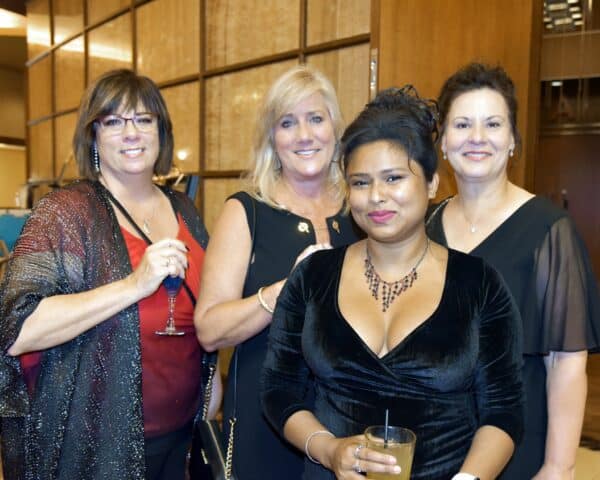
[0,180,208,480]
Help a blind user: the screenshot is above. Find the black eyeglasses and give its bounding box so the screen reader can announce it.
[97,113,158,134]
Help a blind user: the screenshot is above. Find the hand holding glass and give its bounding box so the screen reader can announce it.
[155,275,186,336]
[365,426,416,480]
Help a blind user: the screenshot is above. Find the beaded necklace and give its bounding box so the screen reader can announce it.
[364,239,429,312]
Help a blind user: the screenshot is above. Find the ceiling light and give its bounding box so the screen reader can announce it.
[569,5,581,11]
[572,12,582,18]
[567,0,579,4]
[548,2,568,10]
[574,19,583,25]
[554,16,573,24]
[544,16,553,21]
[0,8,26,34]
[551,81,563,87]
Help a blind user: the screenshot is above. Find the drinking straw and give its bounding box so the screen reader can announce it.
[384,408,389,448]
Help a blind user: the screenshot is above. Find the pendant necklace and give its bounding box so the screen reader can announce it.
[454,197,477,234]
[124,191,158,236]
[140,196,158,235]
[364,239,429,312]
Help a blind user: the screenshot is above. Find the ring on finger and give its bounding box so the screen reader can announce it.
[352,460,362,473]
[354,443,364,459]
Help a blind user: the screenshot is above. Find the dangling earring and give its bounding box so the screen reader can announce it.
[442,151,447,160]
[509,148,514,158]
[92,142,100,173]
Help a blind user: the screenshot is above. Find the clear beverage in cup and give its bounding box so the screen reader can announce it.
[365,425,416,480]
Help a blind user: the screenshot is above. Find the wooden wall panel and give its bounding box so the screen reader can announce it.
[0,146,26,208]
[54,113,78,180]
[541,31,600,80]
[306,0,370,45]
[202,178,243,234]
[375,0,542,193]
[160,82,200,174]
[53,0,84,44]
[87,0,130,26]
[205,1,300,69]
[307,43,370,127]
[26,0,51,59]
[28,55,52,120]
[28,121,53,181]
[136,0,200,83]
[54,36,85,112]
[584,355,600,442]
[536,134,600,282]
[87,13,132,84]
[204,60,296,172]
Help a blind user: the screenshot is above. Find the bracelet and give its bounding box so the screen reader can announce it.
[257,286,274,314]
[451,474,480,480]
[304,430,335,464]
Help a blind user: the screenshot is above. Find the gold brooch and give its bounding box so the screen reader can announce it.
[298,222,310,234]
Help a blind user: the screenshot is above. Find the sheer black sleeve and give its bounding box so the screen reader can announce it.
[528,217,600,353]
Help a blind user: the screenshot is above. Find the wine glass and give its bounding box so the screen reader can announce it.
[155,275,186,336]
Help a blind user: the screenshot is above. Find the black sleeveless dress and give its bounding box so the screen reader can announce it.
[222,191,362,480]
[426,196,600,479]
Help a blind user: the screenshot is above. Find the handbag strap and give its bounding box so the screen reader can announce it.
[97,182,197,306]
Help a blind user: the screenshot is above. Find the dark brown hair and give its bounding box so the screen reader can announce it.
[437,62,521,150]
[73,69,174,180]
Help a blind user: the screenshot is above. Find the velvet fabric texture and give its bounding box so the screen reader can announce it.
[0,180,208,480]
[261,247,524,480]
[222,191,363,480]
[426,196,600,478]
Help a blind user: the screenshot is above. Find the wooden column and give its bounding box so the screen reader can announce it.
[373,0,543,198]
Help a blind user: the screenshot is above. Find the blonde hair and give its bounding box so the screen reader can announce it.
[242,65,345,207]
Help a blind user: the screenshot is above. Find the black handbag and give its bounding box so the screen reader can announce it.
[188,351,237,480]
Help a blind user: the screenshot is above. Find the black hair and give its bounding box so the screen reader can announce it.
[341,85,438,181]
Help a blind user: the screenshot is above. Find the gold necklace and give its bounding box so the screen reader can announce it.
[364,239,429,312]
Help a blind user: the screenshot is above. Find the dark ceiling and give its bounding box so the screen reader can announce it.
[0,1,27,70]
[0,0,26,15]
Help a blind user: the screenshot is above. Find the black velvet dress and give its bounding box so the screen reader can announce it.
[261,247,524,480]
[222,192,362,480]
[426,196,600,479]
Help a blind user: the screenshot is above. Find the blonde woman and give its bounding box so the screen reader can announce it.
[194,66,362,479]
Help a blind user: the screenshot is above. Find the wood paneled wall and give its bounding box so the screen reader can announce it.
[24,0,371,233]
[373,0,543,199]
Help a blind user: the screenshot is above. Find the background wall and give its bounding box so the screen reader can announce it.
[24,0,372,232]
[0,32,27,208]
[0,67,25,139]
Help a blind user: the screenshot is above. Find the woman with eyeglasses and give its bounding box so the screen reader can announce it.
[0,69,218,480]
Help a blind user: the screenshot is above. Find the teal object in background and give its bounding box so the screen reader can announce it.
[0,213,29,251]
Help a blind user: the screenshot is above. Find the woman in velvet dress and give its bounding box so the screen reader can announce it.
[194,66,362,479]
[0,69,218,480]
[261,86,524,480]
[426,63,600,480]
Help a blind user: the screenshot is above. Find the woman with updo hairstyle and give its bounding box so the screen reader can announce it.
[261,86,524,480]
[427,62,600,479]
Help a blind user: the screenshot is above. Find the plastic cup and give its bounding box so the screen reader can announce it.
[364,425,416,480]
